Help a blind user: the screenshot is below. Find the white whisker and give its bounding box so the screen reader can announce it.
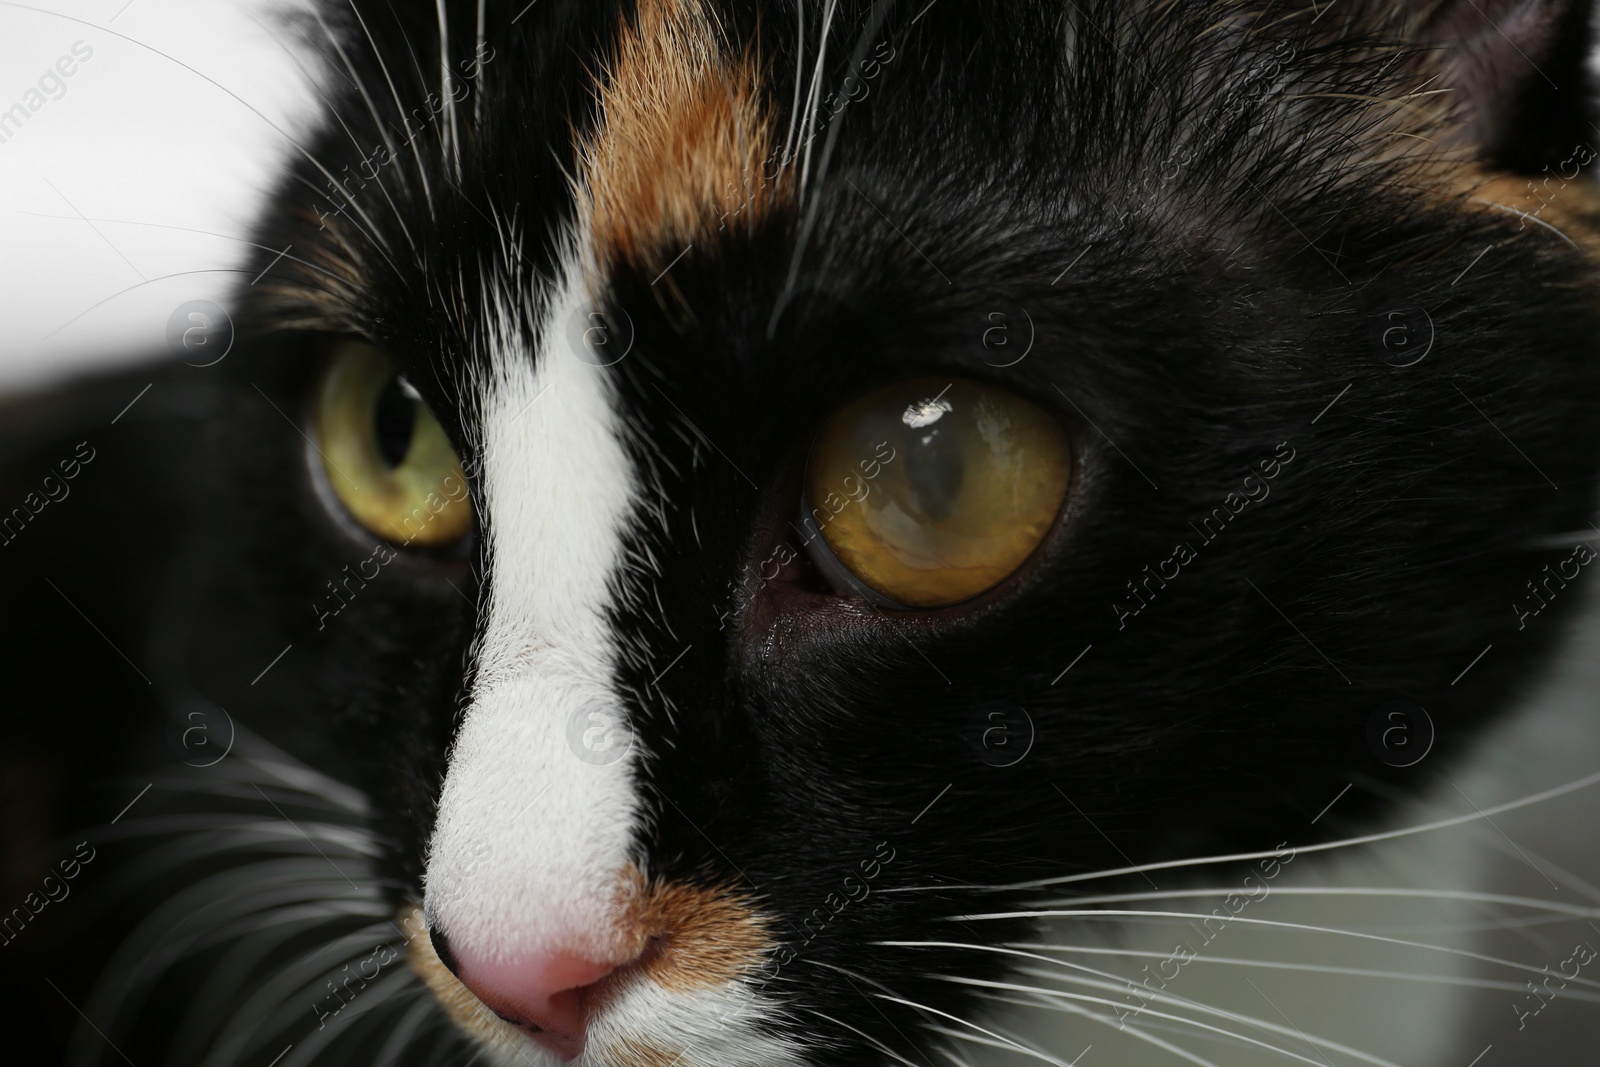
[888,768,1600,893]
[341,0,435,211]
[1031,885,1600,921]
[803,1008,926,1067]
[922,909,1600,993]
[872,991,1087,1067]
[973,989,1220,1066]
[929,976,1363,1067]
[903,942,1409,1067]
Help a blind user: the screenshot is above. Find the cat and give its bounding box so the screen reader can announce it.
[5,0,1600,1065]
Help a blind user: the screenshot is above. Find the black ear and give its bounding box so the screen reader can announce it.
[1420,0,1596,170]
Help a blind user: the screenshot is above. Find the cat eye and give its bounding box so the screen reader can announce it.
[311,340,473,548]
[802,377,1071,608]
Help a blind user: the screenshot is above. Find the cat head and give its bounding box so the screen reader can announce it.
[171,0,1600,1063]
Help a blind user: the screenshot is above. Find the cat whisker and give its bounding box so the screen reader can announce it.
[294,2,426,265]
[982,988,1221,1066]
[243,3,420,256]
[870,990,1086,1067]
[18,211,356,285]
[374,987,451,1067]
[899,940,1411,1067]
[473,0,486,134]
[802,1008,930,1067]
[1027,885,1600,921]
[277,964,419,1067]
[925,1021,1097,1067]
[780,0,806,169]
[905,767,1600,893]
[199,924,406,1066]
[919,909,1600,992]
[885,937,1600,1003]
[6,3,399,268]
[931,975,1385,1067]
[435,0,460,180]
[1011,940,1600,1000]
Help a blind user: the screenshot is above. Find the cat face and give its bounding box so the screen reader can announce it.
[80,0,1600,1064]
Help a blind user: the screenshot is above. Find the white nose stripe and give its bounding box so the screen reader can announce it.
[424,263,641,965]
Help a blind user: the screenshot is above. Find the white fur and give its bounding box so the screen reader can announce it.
[423,255,642,967]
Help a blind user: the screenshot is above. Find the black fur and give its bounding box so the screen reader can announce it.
[6,1,1600,1064]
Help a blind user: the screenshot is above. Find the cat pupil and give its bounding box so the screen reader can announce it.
[904,423,964,522]
[373,377,418,469]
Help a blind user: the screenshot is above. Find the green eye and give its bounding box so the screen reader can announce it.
[312,340,472,548]
[804,377,1072,607]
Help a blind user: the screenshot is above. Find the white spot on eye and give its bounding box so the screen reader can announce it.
[398,377,422,400]
[903,397,953,429]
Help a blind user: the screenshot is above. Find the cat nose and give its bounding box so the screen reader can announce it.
[435,929,631,1061]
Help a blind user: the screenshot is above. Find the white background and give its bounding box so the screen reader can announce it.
[0,0,319,392]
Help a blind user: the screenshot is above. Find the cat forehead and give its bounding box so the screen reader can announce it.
[254,2,1389,363]
[252,0,1600,407]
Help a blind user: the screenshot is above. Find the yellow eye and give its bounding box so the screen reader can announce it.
[312,340,473,548]
[803,377,1071,608]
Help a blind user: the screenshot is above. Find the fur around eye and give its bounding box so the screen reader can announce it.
[311,340,473,549]
[801,377,1072,608]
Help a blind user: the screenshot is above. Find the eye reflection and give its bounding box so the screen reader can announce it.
[802,377,1072,608]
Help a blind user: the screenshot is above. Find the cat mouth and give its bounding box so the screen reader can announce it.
[405,875,793,1066]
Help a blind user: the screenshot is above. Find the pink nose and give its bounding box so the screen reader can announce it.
[454,950,625,1060]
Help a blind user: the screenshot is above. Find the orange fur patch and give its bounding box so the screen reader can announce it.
[403,903,532,1058]
[577,0,790,273]
[404,874,770,1056]
[1461,169,1600,261]
[612,866,772,994]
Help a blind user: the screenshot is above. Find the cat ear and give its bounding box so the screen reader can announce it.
[1414,0,1596,169]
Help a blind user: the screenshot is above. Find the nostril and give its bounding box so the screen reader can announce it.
[454,951,628,1061]
[429,926,461,979]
